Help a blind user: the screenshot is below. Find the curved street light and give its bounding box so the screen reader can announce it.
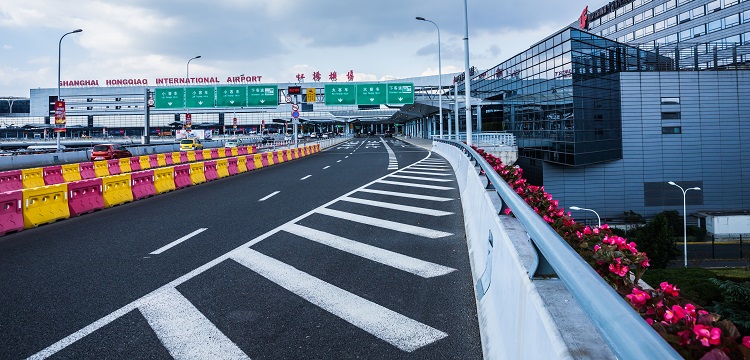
[57,28,83,152]
[416,17,443,138]
[668,181,702,268]
[569,206,601,228]
[186,55,201,81]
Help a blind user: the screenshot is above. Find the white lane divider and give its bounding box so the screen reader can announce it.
[339,196,452,216]
[337,160,342,163]
[316,208,452,238]
[150,228,208,255]
[301,175,312,180]
[139,288,250,359]
[259,191,280,201]
[230,247,448,352]
[323,166,331,170]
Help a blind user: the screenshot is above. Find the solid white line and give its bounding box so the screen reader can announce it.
[316,208,452,238]
[230,247,448,352]
[387,175,453,183]
[139,288,250,359]
[301,175,312,180]
[340,196,452,216]
[357,189,453,201]
[398,171,452,176]
[337,160,342,163]
[323,166,331,169]
[150,228,208,255]
[259,191,280,201]
[409,166,451,171]
[283,224,455,277]
[376,180,455,190]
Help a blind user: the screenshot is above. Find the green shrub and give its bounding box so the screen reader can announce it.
[708,278,750,334]
[632,213,679,269]
[687,225,707,241]
[642,268,724,307]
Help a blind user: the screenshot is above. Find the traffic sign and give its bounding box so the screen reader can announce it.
[217,86,247,107]
[147,98,155,107]
[356,83,387,105]
[291,104,299,111]
[292,110,300,118]
[306,88,316,102]
[154,88,185,109]
[185,113,192,127]
[248,85,279,106]
[186,86,214,108]
[387,82,415,104]
[325,84,356,105]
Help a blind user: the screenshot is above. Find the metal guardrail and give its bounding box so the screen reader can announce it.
[436,138,681,360]
[433,132,516,147]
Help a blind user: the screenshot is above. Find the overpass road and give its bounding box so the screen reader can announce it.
[0,136,482,359]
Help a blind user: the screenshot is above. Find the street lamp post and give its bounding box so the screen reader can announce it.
[186,55,201,81]
[462,0,472,147]
[416,17,443,138]
[569,206,601,228]
[57,29,82,151]
[668,181,702,268]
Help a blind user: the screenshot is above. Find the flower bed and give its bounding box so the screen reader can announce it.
[474,146,750,359]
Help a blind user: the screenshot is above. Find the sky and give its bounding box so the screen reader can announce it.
[0,0,598,97]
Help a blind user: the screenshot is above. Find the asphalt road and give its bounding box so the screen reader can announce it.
[0,136,482,359]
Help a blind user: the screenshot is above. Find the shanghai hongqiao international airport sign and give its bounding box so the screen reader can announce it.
[154,82,413,109]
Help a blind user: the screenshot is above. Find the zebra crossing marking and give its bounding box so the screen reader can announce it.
[339,196,453,216]
[316,207,452,238]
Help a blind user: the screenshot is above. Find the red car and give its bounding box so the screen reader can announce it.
[90,144,132,161]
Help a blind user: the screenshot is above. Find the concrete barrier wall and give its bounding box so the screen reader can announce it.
[433,141,615,360]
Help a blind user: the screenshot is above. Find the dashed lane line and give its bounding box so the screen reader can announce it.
[259,191,280,201]
[150,228,208,255]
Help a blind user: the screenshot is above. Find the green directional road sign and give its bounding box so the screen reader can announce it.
[248,85,278,106]
[356,83,386,105]
[186,86,215,108]
[154,88,185,109]
[387,83,415,104]
[217,86,247,107]
[325,84,356,105]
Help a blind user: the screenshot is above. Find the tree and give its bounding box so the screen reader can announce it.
[632,212,679,269]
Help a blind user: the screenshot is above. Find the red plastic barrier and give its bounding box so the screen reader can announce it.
[129,157,142,172]
[42,165,65,185]
[204,161,218,181]
[131,170,156,200]
[261,153,270,167]
[165,154,174,165]
[195,150,204,161]
[210,148,219,159]
[283,151,290,162]
[173,164,191,189]
[0,170,23,193]
[0,190,24,236]
[107,159,122,176]
[227,157,238,176]
[79,162,97,180]
[246,155,257,171]
[273,151,281,163]
[148,154,159,168]
[67,178,104,217]
[180,152,189,163]
[238,146,248,155]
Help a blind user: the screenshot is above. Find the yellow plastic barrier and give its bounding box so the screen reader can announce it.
[61,164,82,182]
[231,148,238,157]
[157,153,167,167]
[216,159,230,178]
[101,173,132,208]
[93,160,110,178]
[186,150,196,162]
[202,149,212,160]
[237,156,248,173]
[119,158,132,173]
[189,162,206,185]
[139,155,151,170]
[22,184,70,229]
[172,152,182,164]
[275,150,285,163]
[154,167,176,194]
[267,152,275,166]
[21,167,45,189]
[217,149,226,159]
[285,149,292,161]
[254,154,263,169]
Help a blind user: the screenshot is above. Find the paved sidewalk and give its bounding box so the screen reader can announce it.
[398,136,433,150]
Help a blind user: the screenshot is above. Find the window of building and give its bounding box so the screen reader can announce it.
[625,17,634,27]
[743,10,750,23]
[693,4,705,18]
[679,10,692,23]
[708,19,723,32]
[654,3,666,15]
[678,0,693,4]
[725,0,739,7]
[635,12,644,24]
[680,28,693,41]
[725,13,740,27]
[662,126,682,134]
[707,0,721,12]
[666,0,677,10]
[655,19,666,31]
[644,24,654,35]
[666,16,678,28]
[666,33,678,44]
[661,97,680,105]
[694,24,706,36]
[662,111,681,119]
[635,27,646,38]
[644,8,654,20]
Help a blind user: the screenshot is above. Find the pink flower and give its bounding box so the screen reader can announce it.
[660,282,680,297]
[583,227,593,235]
[645,318,654,325]
[624,242,638,254]
[503,208,512,215]
[593,244,601,253]
[626,288,651,307]
[671,305,688,322]
[743,336,750,348]
[640,258,650,268]
[609,263,628,277]
[693,325,721,347]
[677,329,693,346]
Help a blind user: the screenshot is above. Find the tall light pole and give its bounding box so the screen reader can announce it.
[416,17,443,138]
[569,206,601,228]
[668,181,702,268]
[57,28,82,151]
[186,55,201,81]
[462,0,472,147]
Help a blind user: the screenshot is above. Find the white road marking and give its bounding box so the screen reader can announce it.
[230,247,448,352]
[139,288,250,360]
[150,228,208,255]
[340,196,452,216]
[357,189,453,202]
[387,175,453,183]
[408,167,451,171]
[376,180,455,190]
[398,171,452,176]
[283,224,455,277]
[258,191,280,201]
[345,156,349,158]
[323,166,331,169]
[316,208,452,238]
[337,160,342,163]
[301,175,312,180]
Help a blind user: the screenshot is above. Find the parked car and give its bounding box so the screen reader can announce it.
[180,138,203,151]
[90,144,132,161]
[224,139,242,148]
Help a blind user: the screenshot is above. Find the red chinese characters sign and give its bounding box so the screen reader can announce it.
[54,100,66,133]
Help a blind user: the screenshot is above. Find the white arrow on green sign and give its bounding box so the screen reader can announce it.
[386,83,414,105]
[356,83,387,105]
[154,88,185,109]
[217,86,247,107]
[248,85,278,106]
[186,86,215,108]
[324,84,356,105]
